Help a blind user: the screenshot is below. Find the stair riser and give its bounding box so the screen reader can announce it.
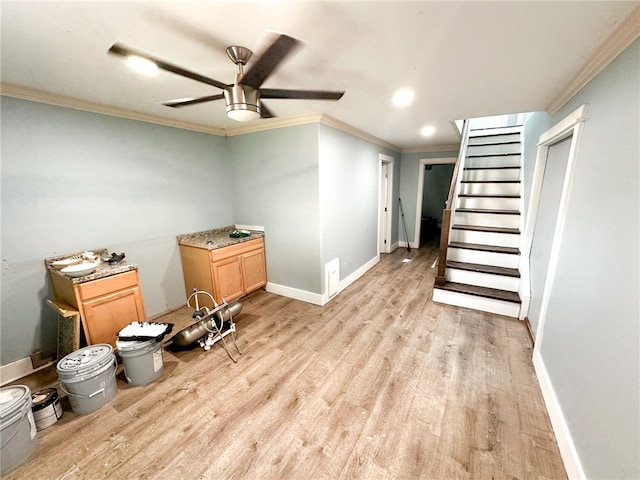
[450,229,520,248]
[466,143,521,156]
[432,288,520,317]
[465,155,521,168]
[446,269,520,292]
[453,212,520,229]
[468,133,521,145]
[457,196,520,210]
[463,169,521,182]
[447,248,520,269]
[460,183,520,195]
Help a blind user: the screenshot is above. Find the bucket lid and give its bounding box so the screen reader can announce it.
[116,338,156,352]
[57,344,114,377]
[0,385,31,421]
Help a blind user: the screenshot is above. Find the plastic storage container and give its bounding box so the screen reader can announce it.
[56,344,117,415]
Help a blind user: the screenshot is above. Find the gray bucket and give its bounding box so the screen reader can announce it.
[116,339,163,386]
[56,344,117,415]
[0,385,37,474]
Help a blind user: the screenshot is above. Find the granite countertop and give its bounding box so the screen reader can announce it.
[45,248,138,284]
[177,226,264,250]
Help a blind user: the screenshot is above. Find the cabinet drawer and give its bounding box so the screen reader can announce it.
[78,270,139,301]
[209,237,264,262]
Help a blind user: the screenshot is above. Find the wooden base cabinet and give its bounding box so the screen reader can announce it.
[49,270,146,348]
[180,237,267,307]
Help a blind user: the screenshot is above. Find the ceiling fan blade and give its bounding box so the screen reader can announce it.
[260,88,345,101]
[163,94,225,108]
[260,102,276,119]
[239,33,300,89]
[109,43,228,90]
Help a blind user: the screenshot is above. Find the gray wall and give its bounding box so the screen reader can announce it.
[228,124,322,294]
[399,150,459,244]
[533,39,639,479]
[318,124,399,283]
[1,97,233,364]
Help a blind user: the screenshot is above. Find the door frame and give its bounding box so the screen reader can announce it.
[414,157,457,248]
[378,154,394,253]
[520,104,588,342]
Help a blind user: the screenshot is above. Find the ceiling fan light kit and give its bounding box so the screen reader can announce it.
[224,83,261,121]
[108,32,344,122]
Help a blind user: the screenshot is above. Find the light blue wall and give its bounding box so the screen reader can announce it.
[318,124,399,283]
[399,150,459,244]
[1,97,233,364]
[227,124,322,294]
[535,39,639,479]
[521,111,551,224]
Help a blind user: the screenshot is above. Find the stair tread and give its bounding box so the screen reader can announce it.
[466,152,521,158]
[468,140,521,146]
[461,180,520,184]
[456,208,520,215]
[434,281,521,303]
[464,166,520,171]
[448,241,520,255]
[459,194,520,198]
[446,260,520,278]
[452,224,520,234]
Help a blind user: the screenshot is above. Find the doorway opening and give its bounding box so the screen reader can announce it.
[414,157,456,248]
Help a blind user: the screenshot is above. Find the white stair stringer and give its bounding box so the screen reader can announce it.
[434,122,524,318]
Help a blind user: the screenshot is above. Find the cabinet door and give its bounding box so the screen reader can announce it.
[241,248,267,294]
[82,287,145,346]
[211,256,244,303]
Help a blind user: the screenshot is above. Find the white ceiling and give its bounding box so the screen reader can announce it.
[1,1,636,150]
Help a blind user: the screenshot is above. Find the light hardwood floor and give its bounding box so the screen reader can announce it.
[6,244,567,479]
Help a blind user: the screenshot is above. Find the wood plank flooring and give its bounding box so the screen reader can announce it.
[5,244,567,479]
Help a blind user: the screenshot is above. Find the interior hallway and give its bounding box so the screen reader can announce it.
[7,244,566,479]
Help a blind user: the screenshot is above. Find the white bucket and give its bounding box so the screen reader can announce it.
[116,339,163,386]
[0,385,37,474]
[56,344,117,415]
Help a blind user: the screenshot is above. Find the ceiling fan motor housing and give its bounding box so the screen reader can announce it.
[224,83,261,117]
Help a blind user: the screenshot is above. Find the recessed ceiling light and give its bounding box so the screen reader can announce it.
[392,87,414,108]
[126,55,158,75]
[421,125,436,137]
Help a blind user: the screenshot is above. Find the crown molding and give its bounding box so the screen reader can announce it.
[224,113,323,136]
[1,83,400,151]
[401,144,460,154]
[546,5,640,115]
[319,114,401,152]
[0,82,227,136]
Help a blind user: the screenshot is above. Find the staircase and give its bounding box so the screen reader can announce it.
[433,124,523,317]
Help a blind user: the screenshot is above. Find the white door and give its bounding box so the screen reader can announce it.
[379,157,393,253]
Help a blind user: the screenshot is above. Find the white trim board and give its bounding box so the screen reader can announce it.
[0,357,54,387]
[533,352,586,480]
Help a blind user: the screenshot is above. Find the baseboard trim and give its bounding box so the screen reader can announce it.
[266,282,324,306]
[0,357,55,386]
[266,254,380,307]
[532,351,585,480]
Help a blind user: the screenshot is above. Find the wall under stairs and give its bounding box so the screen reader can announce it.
[433,123,523,317]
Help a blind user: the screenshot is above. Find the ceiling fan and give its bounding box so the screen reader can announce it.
[108,33,345,121]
